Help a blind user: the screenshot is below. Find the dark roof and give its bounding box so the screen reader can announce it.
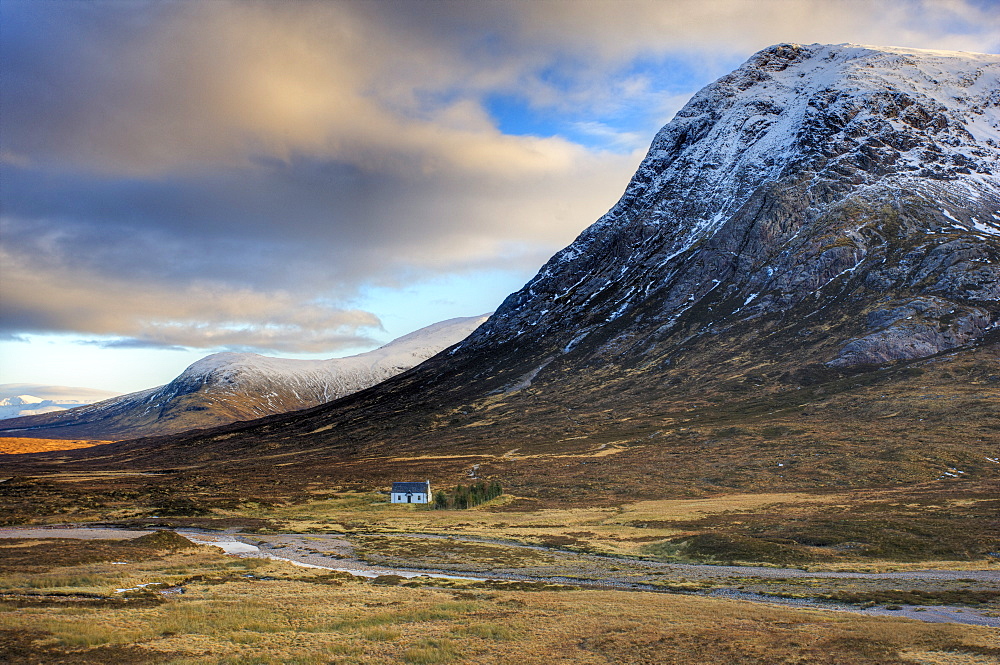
[392,482,430,493]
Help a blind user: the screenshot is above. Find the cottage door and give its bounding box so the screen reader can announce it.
[406,493,412,503]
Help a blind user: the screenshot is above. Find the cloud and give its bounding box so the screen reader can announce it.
[568,121,647,152]
[10,1,993,175]
[0,384,123,401]
[81,339,191,352]
[2,1,612,177]
[0,247,382,353]
[1,0,996,353]
[514,0,999,56]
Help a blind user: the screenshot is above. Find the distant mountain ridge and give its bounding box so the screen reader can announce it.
[0,315,488,439]
[0,385,122,421]
[0,395,77,419]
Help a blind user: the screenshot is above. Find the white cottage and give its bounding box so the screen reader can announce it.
[390,481,431,504]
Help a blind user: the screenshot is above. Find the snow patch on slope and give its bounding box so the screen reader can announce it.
[177,315,490,391]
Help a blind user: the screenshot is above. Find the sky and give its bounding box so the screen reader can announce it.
[2,0,998,395]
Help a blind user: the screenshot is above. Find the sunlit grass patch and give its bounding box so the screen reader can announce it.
[0,615,147,647]
[156,600,293,635]
[354,534,557,570]
[360,626,401,641]
[899,650,1000,665]
[0,556,262,597]
[214,656,339,665]
[451,622,519,640]
[403,637,460,664]
[382,600,481,625]
[1,569,997,664]
[0,436,110,454]
[168,646,360,665]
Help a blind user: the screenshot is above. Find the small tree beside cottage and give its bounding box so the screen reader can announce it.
[435,481,502,509]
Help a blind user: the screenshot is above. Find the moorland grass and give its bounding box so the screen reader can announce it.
[0,437,110,455]
[402,637,461,664]
[0,539,997,664]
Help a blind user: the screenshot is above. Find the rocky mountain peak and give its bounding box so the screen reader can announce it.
[460,44,999,372]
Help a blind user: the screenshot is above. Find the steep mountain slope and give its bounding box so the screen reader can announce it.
[0,315,488,439]
[463,43,999,364]
[6,44,998,498]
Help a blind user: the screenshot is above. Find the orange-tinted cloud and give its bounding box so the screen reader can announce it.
[1,248,381,352]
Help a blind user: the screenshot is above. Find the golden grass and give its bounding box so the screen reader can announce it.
[1,545,997,665]
[0,548,259,594]
[0,436,112,454]
[0,532,1000,665]
[605,492,839,523]
[900,651,1000,665]
[402,637,461,663]
[237,489,820,534]
[451,622,520,640]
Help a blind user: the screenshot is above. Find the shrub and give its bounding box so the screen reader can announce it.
[437,482,503,509]
[128,530,195,550]
[371,575,404,586]
[454,485,469,509]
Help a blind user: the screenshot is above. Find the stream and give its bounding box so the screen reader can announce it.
[1,525,997,628]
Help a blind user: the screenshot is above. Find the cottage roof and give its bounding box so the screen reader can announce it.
[392,481,430,493]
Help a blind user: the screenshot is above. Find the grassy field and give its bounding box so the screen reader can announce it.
[1,345,996,571]
[1,534,998,664]
[0,437,112,455]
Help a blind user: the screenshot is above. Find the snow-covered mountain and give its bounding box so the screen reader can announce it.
[463,43,999,366]
[0,315,488,439]
[0,395,68,419]
[0,386,120,420]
